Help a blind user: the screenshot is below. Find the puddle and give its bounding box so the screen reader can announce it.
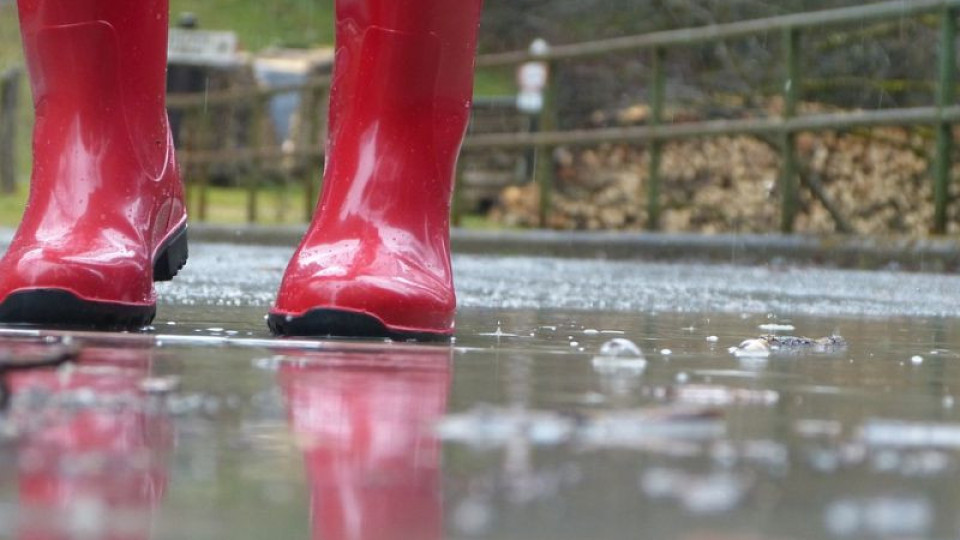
[0,302,957,538]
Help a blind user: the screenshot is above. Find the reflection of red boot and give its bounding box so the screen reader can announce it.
[269,0,483,340]
[0,0,188,329]
[279,350,450,540]
[8,347,172,540]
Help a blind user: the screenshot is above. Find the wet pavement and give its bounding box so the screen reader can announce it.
[2,240,960,538]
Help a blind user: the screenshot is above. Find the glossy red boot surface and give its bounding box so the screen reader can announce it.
[269,0,483,340]
[0,0,188,329]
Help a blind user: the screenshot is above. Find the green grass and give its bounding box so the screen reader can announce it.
[190,185,313,225]
[0,188,26,228]
[168,0,335,50]
[474,66,515,96]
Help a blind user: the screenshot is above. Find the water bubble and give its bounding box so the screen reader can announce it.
[706,336,719,343]
[661,349,673,356]
[593,339,646,375]
[599,338,643,358]
[911,355,924,366]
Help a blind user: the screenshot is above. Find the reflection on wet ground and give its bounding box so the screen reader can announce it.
[1,244,960,538]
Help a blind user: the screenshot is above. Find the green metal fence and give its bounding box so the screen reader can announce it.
[468,0,960,234]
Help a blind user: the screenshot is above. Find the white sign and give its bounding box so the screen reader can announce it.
[517,90,544,114]
[168,29,239,67]
[517,61,549,92]
[516,61,549,113]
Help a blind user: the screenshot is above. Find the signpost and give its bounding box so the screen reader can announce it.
[168,28,239,67]
[515,39,551,114]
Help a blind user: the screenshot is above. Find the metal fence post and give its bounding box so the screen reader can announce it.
[304,83,327,222]
[452,161,466,226]
[192,105,211,222]
[647,47,666,231]
[780,27,801,233]
[934,7,958,234]
[0,69,20,195]
[536,59,557,228]
[246,92,267,224]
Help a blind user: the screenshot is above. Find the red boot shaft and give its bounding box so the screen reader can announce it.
[0,0,188,328]
[270,0,483,339]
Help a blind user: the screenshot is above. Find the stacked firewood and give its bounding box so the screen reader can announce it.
[490,106,940,235]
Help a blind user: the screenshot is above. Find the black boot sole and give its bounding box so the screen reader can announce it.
[153,224,189,282]
[0,224,189,330]
[267,309,452,342]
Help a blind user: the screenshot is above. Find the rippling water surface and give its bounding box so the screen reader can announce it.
[0,304,958,540]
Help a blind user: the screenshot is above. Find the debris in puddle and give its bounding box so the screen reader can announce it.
[710,440,789,471]
[660,349,673,356]
[859,420,960,449]
[729,334,847,357]
[870,449,952,477]
[824,496,932,537]
[728,339,771,358]
[706,335,719,343]
[436,407,574,446]
[139,376,181,395]
[758,323,796,332]
[640,468,751,514]
[583,329,599,335]
[436,405,724,449]
[579,408,726,447]
[794,419,844,438]
[910,355,924,365]
[672,385,779,406]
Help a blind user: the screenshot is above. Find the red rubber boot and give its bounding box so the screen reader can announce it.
[268,0,483,340]
[0,0,188,329]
